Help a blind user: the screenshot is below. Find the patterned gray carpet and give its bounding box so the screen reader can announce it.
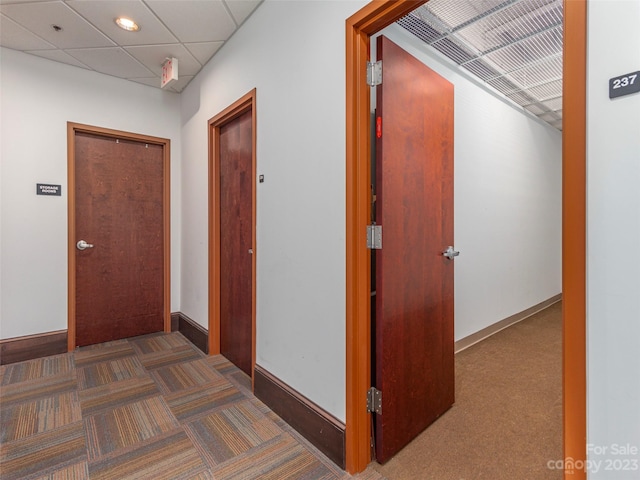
[0,332,385,480]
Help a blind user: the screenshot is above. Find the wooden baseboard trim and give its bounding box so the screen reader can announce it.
[172,312,208,354]
[254,365,346,469]
[0,330,68,365]
[0,314,208,365]
[455,293,562,353]
[170,312,180,332]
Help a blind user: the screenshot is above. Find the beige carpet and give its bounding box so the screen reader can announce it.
[370,302,562,480]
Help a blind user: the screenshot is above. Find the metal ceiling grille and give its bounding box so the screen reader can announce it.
[398,0,563,130]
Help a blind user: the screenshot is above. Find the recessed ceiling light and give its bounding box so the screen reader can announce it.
[115,17,140,32]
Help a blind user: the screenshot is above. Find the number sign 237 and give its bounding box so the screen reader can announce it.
[609,71,640,99]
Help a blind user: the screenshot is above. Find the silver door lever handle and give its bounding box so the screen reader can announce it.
[442,246,459,259]
[76,240,94,250]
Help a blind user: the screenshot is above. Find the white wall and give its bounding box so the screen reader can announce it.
[377,25,563,342]
[587,1,640,477]
[0,48,182,339]
[180,0,560,421]
[1,0,563,426]
[180,0,367,422]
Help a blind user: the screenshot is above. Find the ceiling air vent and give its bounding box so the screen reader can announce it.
[398,0,563,130]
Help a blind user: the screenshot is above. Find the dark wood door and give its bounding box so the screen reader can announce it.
[219,109,253,376]
[74,132,165,347]
[374,35,455,463]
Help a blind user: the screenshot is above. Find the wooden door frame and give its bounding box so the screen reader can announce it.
[345,1,587,477]
[208,89,257,382]
[67,122,172,351]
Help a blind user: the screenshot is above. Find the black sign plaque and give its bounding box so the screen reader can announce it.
[609,71,640,99]
[37,183,62,196]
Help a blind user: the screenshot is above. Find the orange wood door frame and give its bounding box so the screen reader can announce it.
[208,90,257,381]
[67,122,171,351]
[561,1,587,478]
[345,1,586,476]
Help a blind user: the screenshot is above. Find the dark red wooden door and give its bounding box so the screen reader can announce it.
[374,36,455,463]
[75,132,165,347]
[219,109,253,376]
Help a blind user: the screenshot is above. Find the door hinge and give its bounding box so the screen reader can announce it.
[366,224,382,249]
[367,387,382,415]
[367,61,382,86]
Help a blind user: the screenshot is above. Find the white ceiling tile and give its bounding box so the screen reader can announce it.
[145,0,236,43]
[128,75,191,93]
[542,97,562,112]
[224,0,262,26]
[127,77,162,88]
[125,44,201,76]
[66,47,154,78]
[66,0,177,47]
[0,0,261,91]
[1,1,114,49]
[124,75,186,93]
[184,41,223,65]
[1,13,55,50]
[167,75,194,93]
[0,0,50,4]
[28,48,90,69]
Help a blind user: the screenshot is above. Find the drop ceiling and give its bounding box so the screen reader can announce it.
[0,0,263,93]
[399,0,563,130]
[2,0,562,129]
